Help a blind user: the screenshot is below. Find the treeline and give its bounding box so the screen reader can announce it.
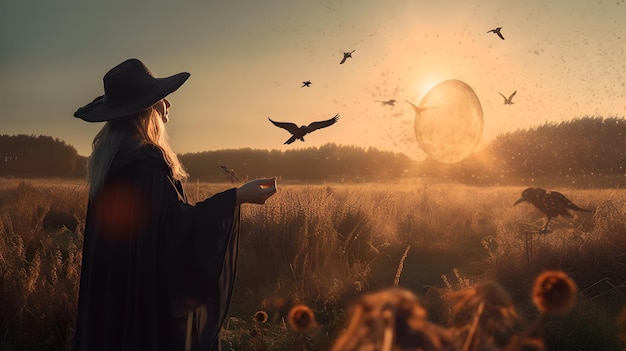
[0,135,87,178]
[180,143,417,182]
[420,116,626,187]
[3,116,626,185]
[0,136,417,182]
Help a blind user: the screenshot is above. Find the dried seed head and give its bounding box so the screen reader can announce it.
[253,310,269,323]
[330,288,454,351]
[288,304,316,332]
[532,270,577,315]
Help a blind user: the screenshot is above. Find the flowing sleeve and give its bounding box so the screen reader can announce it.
[164,176,241,350]
[165,182,238,313]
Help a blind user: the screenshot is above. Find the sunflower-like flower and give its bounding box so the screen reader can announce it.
[253,310,269,324]
[330,288,454,351]
[288,304,316,332]
[532,270,577,315]
[448,280,519,349]
[449,280,518,328]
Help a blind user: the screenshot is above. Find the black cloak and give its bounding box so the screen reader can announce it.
[74,145,240,351]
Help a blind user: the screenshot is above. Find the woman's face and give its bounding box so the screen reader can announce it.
[153,98,171,123]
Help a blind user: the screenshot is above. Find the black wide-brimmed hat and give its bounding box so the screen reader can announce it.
[74,58,190,122]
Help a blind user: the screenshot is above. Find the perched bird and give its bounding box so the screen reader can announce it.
[376,99,397,106]
[499,91,517,105]
[487,27,505,40]
[268,114,339,144]
[218,165,240,183]
[302,80,312,87]
[340,50,355,64]
[514,187,593,232]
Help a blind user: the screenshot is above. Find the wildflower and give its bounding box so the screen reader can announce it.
[288,304,316,332]
[532,270,577,315]
[253,310,269,324]
[330,288,454,351]
[449,281,518,349]
[512,272,576,351]
[450,281,518,322]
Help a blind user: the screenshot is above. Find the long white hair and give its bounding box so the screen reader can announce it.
[87,105,188,198]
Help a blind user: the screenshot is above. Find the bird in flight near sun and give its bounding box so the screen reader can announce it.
[487,27,505,40]
[404,100,436,114]
[499,91,517,105]
[340,50,355,64]
[268,114,339,144]
[514,187,593,233]
[302,80,312,87]
[376,99,397,106]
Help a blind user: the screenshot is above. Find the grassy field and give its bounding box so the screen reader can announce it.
[0,178,625,350]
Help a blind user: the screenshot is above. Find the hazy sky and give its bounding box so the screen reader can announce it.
[2,0,625,160]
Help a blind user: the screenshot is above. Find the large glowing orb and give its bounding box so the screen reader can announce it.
[408,79,483,163]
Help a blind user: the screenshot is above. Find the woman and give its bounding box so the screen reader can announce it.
[73,58,277,350]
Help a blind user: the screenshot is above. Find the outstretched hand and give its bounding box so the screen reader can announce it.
[236,177,277,205]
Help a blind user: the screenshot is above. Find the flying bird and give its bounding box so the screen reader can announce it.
[218,165,240,183]
[340,50,355,64]
[499,91,517,105]
[302,80,312,87]
[514,187,593,232]
[376,99,397,106]
[268,114,339,144]
[487,27,505,40]
[404,100,436,114]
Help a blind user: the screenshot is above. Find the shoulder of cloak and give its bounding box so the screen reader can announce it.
[108,144,171,178]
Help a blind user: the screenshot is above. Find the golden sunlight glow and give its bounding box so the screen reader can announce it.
[412,79,483,163]
[414,75,445,103]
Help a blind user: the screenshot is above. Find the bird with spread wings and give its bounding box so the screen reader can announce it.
[499,90,517,105]
[487,27,505,40]
[268,114,339,144]
[340,50,355,64]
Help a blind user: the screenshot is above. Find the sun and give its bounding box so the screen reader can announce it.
[414,75,446,102]
[411,79,484,163]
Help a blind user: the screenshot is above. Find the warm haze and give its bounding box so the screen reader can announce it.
[1,0,625,160]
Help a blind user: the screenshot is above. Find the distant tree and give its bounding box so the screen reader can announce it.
[0,134,85,178]
[179,144,419,182]
[14,115,626,186]
[422,116,626,186]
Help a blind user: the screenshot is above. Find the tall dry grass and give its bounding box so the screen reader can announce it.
[0,179,624,350]
[221,183,625,350]
[0,180,87,350]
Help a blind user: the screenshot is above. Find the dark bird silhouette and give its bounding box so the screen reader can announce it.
[268,114,339,144]
[514,187,593,232]
[499,91,516,105]
[340,50,355,64]
[404,100,436,114]
[376,99,397,106]
[487,27,505,40]
[218,165,240,183]
[302,80,312,87]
